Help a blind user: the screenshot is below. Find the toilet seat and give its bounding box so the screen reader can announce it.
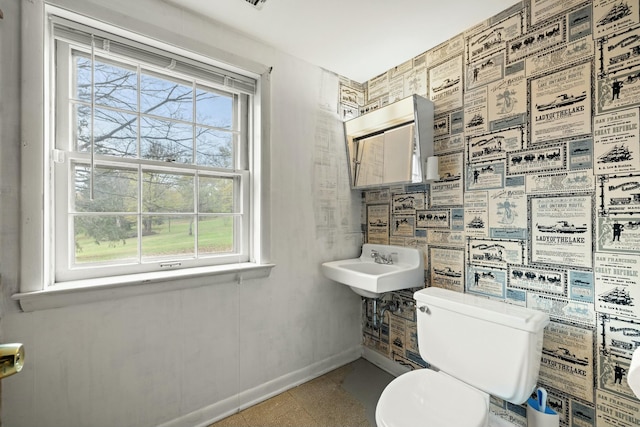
[376,368,489,427]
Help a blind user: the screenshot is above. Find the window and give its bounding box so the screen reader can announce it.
[48,15,259,283]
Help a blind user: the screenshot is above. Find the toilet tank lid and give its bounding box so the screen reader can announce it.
[414,287,549,333]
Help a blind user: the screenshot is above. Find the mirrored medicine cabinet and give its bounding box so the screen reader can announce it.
[344,95,436,189]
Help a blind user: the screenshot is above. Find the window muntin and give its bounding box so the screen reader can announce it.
[53,32,252,282]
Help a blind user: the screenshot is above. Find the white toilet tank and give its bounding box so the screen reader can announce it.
[414,287,549,404]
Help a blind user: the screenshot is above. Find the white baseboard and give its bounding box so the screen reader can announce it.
[361,346,411,378]
[158,345,362,427]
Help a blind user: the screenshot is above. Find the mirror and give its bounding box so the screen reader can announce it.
[355,123,414,186]
[344,95,435,189]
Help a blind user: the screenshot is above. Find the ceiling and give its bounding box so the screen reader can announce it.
[164,0,518,83]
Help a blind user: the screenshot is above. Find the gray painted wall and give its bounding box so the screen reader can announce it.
[0,0,362,425]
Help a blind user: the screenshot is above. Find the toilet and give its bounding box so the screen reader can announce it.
[376,287,550,427]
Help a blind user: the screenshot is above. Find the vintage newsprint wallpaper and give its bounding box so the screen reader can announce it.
[338,1,640,426]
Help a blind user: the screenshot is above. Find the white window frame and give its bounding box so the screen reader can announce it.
[15,4,273,311]
[54,37,252,281]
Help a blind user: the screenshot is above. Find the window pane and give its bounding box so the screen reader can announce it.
[74,105,138,157]
[74,104,91,152]
[140,72,193,121]
[73,215,138,264]
[141,215,195,260]
[142,171,194,213]
[141,117,193,163]
[73,54,138,111]
[196,128,233,168]
[57,28,252,280]
[74,55,91,102]
[196,87,234,129]
[198,216,234,255]
[199,176,235,214]
[73,164,138,213]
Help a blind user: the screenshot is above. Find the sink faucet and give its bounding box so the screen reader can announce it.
[371,249,397,264]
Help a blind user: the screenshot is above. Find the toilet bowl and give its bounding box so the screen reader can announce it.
[376,369,488,427]
[375,287,549,427]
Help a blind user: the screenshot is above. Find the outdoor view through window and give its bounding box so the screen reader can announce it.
[53,29,252,281]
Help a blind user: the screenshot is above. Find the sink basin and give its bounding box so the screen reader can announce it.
[322,244,424,298]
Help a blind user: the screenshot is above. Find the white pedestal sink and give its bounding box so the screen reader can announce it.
[322,244,425,298]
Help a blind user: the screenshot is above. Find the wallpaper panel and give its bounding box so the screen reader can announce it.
[338,1,640,425]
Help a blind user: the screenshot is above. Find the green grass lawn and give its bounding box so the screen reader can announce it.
[75,217,233,263]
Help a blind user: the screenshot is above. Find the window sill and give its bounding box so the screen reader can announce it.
[12,262,275,312]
